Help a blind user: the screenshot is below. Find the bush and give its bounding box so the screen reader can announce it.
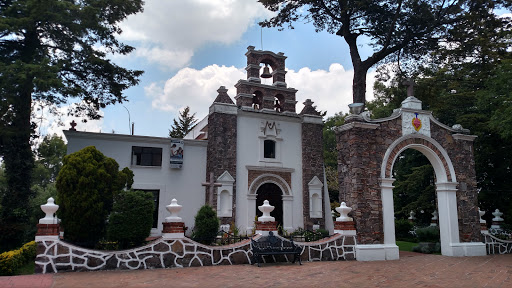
[56,146,132,247]
[0,241,36,276]
[192,205,219,245]
[395,219,415,241]
[106,190,154,249]
[415,226,440,242]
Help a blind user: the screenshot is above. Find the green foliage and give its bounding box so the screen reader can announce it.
[56,146,128,247]
[0,0,143,254]
[106,190,154,249]
[33,135,67,186]
[169,106,198,138]
[259,0,511,103]
[0,241,36,276]
[415,226,440,243]
[192,205,219,245]
[394,219,415,242]
[396,241,418,252]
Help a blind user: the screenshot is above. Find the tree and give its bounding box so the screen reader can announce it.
[107,190,154,249]
[169,106,198,138]
[192,205,219,245]
[56,146,132,247]
[259,0,511,105]
[0,0,144,250]
[32,134,67,187]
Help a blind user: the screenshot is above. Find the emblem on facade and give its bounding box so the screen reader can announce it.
[412,113,422,132]
[260,121,281,137]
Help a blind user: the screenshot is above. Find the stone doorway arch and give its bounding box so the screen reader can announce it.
[247,173,293,231]
[336,96,486,261]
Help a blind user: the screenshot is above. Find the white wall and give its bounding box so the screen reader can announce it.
[235,111,304,233]
[63,130,207,236]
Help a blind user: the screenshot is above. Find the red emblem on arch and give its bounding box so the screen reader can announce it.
[412,113,422,131]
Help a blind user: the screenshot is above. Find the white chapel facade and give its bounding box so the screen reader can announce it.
[64,46,331,236]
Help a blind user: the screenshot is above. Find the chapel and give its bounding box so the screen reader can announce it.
[64,46,332,236]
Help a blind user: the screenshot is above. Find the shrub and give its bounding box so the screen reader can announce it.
[395,219,415,241]
[192,205,219,245]
[56,146,132,247]
[0,241,36,276]
[415,226,440,242]
[106,190,154,249]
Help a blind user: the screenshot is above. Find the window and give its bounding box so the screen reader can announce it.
[264,140,276,158]
[132,146,162,166]
[137,189,160,228]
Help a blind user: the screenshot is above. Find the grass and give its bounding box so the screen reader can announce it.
[396,241,418,252]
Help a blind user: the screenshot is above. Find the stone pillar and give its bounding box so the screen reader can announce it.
[255,200,277,236]
[207,86,237,225]
[35,197,60,241]
[333,202,356,236]
[162,199,185,239]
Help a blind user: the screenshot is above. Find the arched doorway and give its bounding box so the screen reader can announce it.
[256,183,283,227]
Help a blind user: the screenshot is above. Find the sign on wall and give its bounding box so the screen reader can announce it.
[170,139,184,168]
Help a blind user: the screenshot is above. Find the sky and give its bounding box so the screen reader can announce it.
[37,1,508,141]
[35,0,380,141]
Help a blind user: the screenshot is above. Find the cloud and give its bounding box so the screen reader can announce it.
[146,65,245,119]
[146,63,377,119]
[119,0,272,69]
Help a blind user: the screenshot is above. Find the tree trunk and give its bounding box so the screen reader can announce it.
[352,63,369,104]
[0,28,37,250]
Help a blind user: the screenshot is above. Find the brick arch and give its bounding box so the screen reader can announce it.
[381,134,456,183]
[248,174,291,196]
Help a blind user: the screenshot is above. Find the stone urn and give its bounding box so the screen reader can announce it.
[40,197,59,224]
[165,198,183,222]
[258,200,275,222]
[335,202,353,222]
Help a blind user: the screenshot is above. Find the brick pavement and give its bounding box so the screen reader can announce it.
[1,252,511,288]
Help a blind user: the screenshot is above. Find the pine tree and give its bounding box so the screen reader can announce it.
[169,107,198,138]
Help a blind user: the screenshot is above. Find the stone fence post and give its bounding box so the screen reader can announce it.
[255,200,278,236]
[333,202,356,236]
[162,198,185,239]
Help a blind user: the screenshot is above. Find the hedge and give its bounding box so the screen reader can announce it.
[0,241,36,276]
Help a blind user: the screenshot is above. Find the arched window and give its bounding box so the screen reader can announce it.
[264,140,276,158]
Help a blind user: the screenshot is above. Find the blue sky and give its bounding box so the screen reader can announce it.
[40,1,509,140]
[35,0,378,140]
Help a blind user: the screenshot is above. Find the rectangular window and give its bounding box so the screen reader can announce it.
[137,189,160,228]
[132,146,162,166]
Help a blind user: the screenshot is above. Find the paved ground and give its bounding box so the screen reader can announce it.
[1,252,511,288]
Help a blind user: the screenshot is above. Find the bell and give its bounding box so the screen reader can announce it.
[260,65,272,78]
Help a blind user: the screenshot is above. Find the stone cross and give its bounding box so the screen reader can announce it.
[402,78,417,97]
[69,120,77,131]
[202,172,222,206]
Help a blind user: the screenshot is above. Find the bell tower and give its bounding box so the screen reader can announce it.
[235,46,298,113]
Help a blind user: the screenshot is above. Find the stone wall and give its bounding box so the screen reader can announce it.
[206,111,237,225]
[301,122,325,229]
[35,234,356,273]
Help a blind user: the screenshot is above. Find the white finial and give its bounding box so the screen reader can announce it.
[258,200,275,222]
[478,208,486,224]
[335,202,353,222]
[431,210,438,221]
[408,210,416,220]
[39,197,59,224]
[165,198,183,222]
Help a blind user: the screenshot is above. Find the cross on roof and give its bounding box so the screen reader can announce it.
[69,120,77,131]
[402,78,417,97]
[202,172,222,206]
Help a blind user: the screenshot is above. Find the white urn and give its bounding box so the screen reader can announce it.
[479,208,486,224]
[492,209,504,222]
[39,197,59,224]
[258,200,275,222]
[165,198,183,222]
[335,202,353,222]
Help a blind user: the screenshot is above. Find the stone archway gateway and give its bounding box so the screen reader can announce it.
[336,95,486,261]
